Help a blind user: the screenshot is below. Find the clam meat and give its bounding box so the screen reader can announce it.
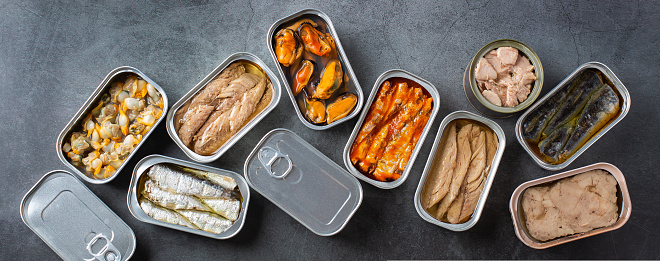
[298,23,333,57]
[292,60,314,95]
[305,97,326,124]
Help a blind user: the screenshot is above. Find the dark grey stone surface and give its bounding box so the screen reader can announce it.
[1,0,658,259]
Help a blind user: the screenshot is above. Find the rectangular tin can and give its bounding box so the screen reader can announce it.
[515,62,631,170]
[21,170,136,260]
[509,162,632,249]
[56,66,169,184]
[127,154,250,239]
[414,110,506,231]
[165,52,281,163]
[267,8,364,130]
[343,69,441,189]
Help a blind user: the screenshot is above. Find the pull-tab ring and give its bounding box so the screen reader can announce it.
[86,232,121,261]
[258,146,293,179]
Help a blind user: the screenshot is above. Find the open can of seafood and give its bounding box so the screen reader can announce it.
[414,111,505,231]
[127,154,249,239]
[464,39,543,118]
[21,170,136,260]
[515,62,631,170]
[267,9,364,130]
[509,162,632,249]
[166,52,281,163]
[244,128,363,236]
[57,66,169,184]
[343,69,440,189]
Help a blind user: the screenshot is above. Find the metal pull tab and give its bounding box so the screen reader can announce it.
[258,146,293,179]
[85,232,121,261]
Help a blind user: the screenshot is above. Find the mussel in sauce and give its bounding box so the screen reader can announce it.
[312,59,343,99]
[326,93,357,124]
[274,28,303,67]
[305,97,326,124]
[293,60,315,95]
[298,22,333,57]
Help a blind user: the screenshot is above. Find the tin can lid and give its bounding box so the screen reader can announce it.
[20,170,136,260]
[244,128,363,236]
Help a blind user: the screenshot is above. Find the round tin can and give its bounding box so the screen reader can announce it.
[464,39,543,118]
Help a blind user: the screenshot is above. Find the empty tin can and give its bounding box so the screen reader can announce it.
[515,62,631,170]
[166,52,281,163]
[127,154,250,239]
[509,162,632,249]
[21,170,136,260]
[414,111,505,231]
[56,66,169,184]
[267,9,364,130]
[343,69,440,189]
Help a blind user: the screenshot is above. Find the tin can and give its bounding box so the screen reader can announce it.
[244,128,362,236]
[464,39,543,118]
[509,162,632,249]
[267,9,364,130]
[515,62,631,170]
[413,111,506,231]
[21,170,136,260]
[165,52,281,163]
[56,66,169,184]
[343,69,440,189]
[127,154,250,239]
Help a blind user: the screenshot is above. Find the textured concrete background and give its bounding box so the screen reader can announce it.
[1,0,659,259]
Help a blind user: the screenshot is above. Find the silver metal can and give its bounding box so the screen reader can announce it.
[509,162,632,249]
[127,154,250,239]
[413,111,505,231]
[343,69,441,189]
[165,52,281,163]
[56,66,169,184]
[267,8,364,130]
[515,62,631,170]
[21,170,136,260]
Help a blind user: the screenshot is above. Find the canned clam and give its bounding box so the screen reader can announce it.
[57,66,168,184]
[414,111,505,231]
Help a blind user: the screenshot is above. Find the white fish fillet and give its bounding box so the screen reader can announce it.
[139,198,197,230]
[147,164,235,199]
[177,210,234,234]
[142,179,212,212]
[201,198,241,221]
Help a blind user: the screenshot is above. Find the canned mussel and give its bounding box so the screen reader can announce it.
[166,52,281,163]
[414,111,505,231]
[268,9,364,129]
[509,163,631,249]
[57,66,168,184]
[127,155,249,239]
[516,62,630,170]
[343,70,440,189]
